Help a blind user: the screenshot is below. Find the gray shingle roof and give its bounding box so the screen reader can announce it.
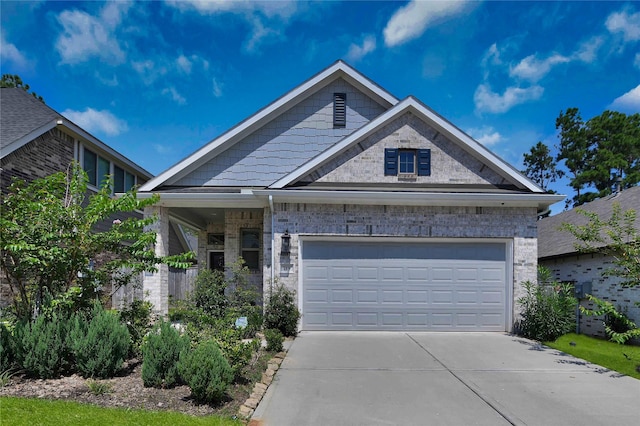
[1,87,61,151]
[538,186,640,259]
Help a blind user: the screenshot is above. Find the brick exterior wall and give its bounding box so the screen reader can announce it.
[541,253,640,339]
[1,128,75,194]
[263,203,539,328]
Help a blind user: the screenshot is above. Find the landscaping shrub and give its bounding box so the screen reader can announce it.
[70,304,130,379]
[191,269,227,318]
[264,283,300,337]
[14,313,73,378]
[120,299,154,358]
[141,320,190,388]
[517,273,577,342]
[264,328,283,352]
[178,339,234,403]
[0,322,15,372]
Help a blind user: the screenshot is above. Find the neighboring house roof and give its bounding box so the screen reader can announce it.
[538,185,640,259]
[0,87,152,179]
[140,60,398,191]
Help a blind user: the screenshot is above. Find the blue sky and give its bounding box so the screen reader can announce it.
[2,1,639,211]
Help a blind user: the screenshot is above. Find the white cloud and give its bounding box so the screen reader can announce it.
[573,36,603,63]
[383,0,470,47]
[162,87,186,105]
[212,78,223,98]
[345,34,376,62]
[132,59,168,85]
[55,2,129,65]
[509,53,570,82]
[474,84,544,114]
[176,55,193,74]
[62,108,128,136]
[466,126,503,146]
[610,84,640,112]
[244,15,281,53]
[606,9,640,42]
[0,31,32,70]
[153,144,173,155]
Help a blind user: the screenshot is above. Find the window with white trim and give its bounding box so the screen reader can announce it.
[240,229,260,271]
[384,148,431,177]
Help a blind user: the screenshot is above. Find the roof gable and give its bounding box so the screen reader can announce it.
[272,97,543,192]
[172,78,387,187]
[140,60,398,191]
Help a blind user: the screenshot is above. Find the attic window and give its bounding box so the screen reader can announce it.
[385,148,431,177]
[333,92,346,128]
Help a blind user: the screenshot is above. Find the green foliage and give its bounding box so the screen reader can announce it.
[264,282,300,337]
[0,74,44,102]
[70,304,130,379]
[517,268,577,342]
[14,313,73,378]
[580,296,640,344]
[0,368,18,387]
[86,379,112,395]
[522,141,563,193]
[561,203,640,288]
[178,339,234,403]
[0,323,15,372]
[555,108,640,207]
[191,269,227,318]
[0,163,194,322]
[120,300,154,358]
[141,320,190,388]
[264,328,284,353]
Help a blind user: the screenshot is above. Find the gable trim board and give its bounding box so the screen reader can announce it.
[140,60,398,192]
[270,97,541,192]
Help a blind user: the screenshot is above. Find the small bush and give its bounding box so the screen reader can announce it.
[86,379,112,395]
[191,269,227,318]
[264,283,300,337]
[70,304,130,379]
[264,328,283,352]
[14,313,73,378]
[141,320,190,388]
[0,323,15,372]
[120,300,153,358]
[517,273,577,342]
[178,339,234,403]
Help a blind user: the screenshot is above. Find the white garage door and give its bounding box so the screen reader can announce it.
[302,241,507,331]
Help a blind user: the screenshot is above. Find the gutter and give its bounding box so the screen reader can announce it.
[268,195,275,286]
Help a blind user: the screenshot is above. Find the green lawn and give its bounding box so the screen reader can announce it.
[545,333,640,380]
[0,397,243,426]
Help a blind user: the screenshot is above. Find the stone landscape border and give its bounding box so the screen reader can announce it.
[238,350,286,420]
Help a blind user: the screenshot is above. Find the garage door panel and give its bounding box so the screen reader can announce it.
[302,241,507,331]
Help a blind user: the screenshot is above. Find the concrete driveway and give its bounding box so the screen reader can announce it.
[252,332,639,426]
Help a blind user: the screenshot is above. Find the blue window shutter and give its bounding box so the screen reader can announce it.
[417,149,431,176]
[384,148,398,175]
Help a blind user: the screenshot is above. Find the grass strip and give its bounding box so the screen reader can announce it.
[0,397,243,426]
[546,333,640,379]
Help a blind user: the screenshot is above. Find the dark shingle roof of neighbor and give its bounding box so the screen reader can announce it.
[538,185,640,259]
[0,87,61,151]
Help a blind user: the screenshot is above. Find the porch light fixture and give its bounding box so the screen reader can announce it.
[281,230,291,255]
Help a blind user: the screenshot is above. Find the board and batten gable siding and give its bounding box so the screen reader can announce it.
[173,78,387,187]
[267,203,539,321]
[303,113,508,186]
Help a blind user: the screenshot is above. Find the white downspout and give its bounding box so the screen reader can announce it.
[268,195,275,287]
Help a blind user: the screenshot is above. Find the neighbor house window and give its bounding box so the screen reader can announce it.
[113,165,136,193]
[241,229,260,271]
[333,92,346,128]
[384,148,431,176]
[83,148,109,188]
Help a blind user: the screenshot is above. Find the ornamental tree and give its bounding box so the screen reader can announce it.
[0,163,193,321]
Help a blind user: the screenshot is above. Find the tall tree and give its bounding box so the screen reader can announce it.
[0,74,44,103]
[522,141,563,193]
[556,108,640,207]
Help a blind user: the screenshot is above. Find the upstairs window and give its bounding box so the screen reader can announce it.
[83,147,110,188]
[384,148,431,177]
[114,165,136,193]
[333,92,346,128]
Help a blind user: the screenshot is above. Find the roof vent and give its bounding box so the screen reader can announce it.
[333,93,346,128]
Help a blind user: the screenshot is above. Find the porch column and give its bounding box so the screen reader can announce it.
[143,205,170,316]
